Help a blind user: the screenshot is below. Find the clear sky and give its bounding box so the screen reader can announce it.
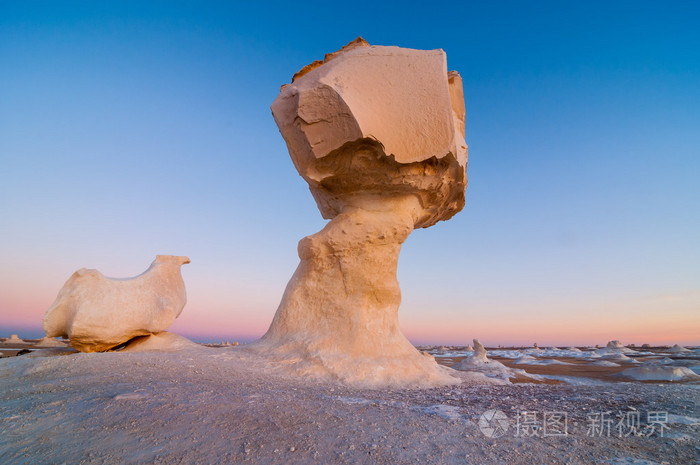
[1,1,698,346]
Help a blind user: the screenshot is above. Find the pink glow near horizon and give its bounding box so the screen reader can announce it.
[3,280,698,346]
[2,249,697,346]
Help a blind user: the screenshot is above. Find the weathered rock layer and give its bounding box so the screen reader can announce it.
[43,255,190,352]
[258,39,468,387]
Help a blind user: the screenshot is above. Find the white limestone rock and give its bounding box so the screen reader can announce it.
[642,357,675,366]
[121,332,203,352]
[601,352,640,363]
[454,340,494,368]
[452,339,527,381]
[471,339,488,363]
[668,344,691,353]
[32,336,68,348]
[271,37,467,228]
[5,334,28,345]
[617,366,700,382]
[43,255,190,352]
[596,340,634,355]
[255,39,468,388]
[589,360,620,367]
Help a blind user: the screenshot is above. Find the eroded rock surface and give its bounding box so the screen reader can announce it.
[256,39,468,387]
[43,255,190,352]
[271,37,467,227]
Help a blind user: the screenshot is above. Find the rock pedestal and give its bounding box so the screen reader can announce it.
[257,39,468,387]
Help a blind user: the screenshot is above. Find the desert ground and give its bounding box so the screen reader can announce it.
[1,336,698,465]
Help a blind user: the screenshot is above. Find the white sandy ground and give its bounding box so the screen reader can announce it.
[1,344,699,465]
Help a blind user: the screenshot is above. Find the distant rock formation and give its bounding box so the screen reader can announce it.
[5,334,27,345]
[453,340,491,370]
[43,255,190,352]
[642,357,674,366]
[617,366,700,382]
[257,38,468,387]
[452,339,528,381]
[31,336,67,348]
[600,352,638,362]
[668,344,691,353]
[471,339,488,362]
[596,340,634,356]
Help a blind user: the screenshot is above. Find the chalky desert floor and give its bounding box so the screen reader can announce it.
[1,336,698,465]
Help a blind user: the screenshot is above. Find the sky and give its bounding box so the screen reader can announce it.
[1,1,698,346]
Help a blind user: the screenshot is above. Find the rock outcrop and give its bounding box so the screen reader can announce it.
[668,344,691,353]
[617,366,700,382]
[452,339,522,380]
[596,340,633,355]
[471,339,489,363]
[121,332,204,352]
[31,336,67,348]
[43,255,190,352]
[256,39,468,387]
[5,334,27,345]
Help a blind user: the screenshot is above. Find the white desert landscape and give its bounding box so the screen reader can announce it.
[2,4,700,465]
[2,335,699,464]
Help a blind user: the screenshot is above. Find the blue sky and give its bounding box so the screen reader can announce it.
[1,1,698,345]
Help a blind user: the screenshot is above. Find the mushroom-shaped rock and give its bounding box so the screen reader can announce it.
[5,334,28,345]
[255,39,468,387]
[43,255,190,352]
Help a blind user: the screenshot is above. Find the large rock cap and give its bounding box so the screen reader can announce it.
[271,38,468,228]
